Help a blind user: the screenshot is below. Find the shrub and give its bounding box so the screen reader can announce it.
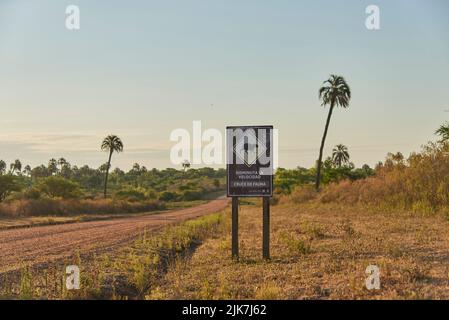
[114,187,148,202]
[287,185,317,203]
[0,175,22,202]
[318,141,449,214]
[22,188,42,200]
[180,189,203,201]
[37,176,82,199]
[0,198,165,217]
[158,191,179,202]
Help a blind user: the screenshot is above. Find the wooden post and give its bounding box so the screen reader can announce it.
[232,197,239,258]
[263,197,270,259]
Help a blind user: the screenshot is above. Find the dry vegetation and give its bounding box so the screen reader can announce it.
[2,141,449,299]
[319,142,449,215]
[3,197,449,299]
[147,200,449,300]
[0,198,165,219]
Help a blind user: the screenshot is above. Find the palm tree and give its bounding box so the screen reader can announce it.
[435,122,449,142]
[315,75,351,191]
[23,165,32,177]
[332,144,350,167]
[10,159,22,175]
[48,158,58,175]
[58,158,67,174]
[101,135,123,198]
[0,160,6,175]
[131,163,141,173]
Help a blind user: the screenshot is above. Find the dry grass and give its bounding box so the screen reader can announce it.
[148,201,449,300]
[319,142,449,215]
[3,197,449,300]
[0,198,165,218]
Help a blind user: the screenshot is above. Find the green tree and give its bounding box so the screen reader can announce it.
[316,75,351,191]
[57,158,70,175]
[101,135,124,198]
[37,176,82,199]
[48,158,58,175]
[113,167,125,176]
[10,159,22,175]
[332,144,350,167]
[31,165,50,179]
[130,163,141,174]
[0,175,22,202]
[23,165,32,177]
[435,122,449,142]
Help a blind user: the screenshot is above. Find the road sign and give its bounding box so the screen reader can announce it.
[226,126,273,197]
[226,125,274,260]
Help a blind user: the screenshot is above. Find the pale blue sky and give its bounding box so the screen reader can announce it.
[1,0,449,170]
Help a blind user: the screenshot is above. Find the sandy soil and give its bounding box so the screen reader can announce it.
[0,198,229,273]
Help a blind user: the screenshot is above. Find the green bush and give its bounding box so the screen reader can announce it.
[158,191,179,202]
[114,187,148,202]
[36,176,82,199]
[0,175,22,202]
[181,189,203,201]
[23,187,42,200]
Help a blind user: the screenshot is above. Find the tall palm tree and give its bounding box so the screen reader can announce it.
[101,135,123,198]
[332,144,350,167]
[316,75,351,191]
[435,122,449,142]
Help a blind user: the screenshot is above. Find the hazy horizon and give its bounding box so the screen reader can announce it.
[1,0,449,171]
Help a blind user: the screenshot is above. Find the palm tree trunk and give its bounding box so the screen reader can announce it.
[315,102,335,191]
[104,150,113,198]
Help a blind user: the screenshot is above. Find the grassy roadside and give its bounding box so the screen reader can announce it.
[0,208,228,299]
[147,200,449,300]
[4,198,449,300]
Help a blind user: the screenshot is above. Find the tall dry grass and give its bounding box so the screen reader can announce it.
[318,142,449,214]
[0,198,165,218]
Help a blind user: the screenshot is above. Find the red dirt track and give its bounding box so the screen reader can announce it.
[0,199,229,273]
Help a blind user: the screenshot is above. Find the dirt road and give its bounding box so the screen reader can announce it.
[0,198,229,273]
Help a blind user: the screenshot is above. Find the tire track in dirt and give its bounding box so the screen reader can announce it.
[0,198,230,273]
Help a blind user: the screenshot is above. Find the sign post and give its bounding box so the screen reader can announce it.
[232,197,239,258]
[226,125,274,260]
[263,197,270,259]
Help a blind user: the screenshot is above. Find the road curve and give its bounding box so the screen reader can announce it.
[0,198,230,273]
